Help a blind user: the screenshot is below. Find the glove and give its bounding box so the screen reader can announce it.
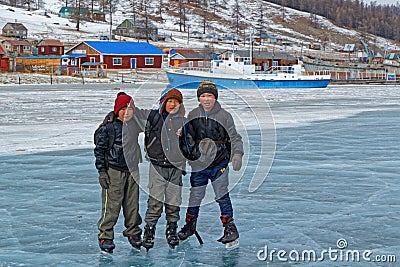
[231,154,243,171]
[99,172,110,189]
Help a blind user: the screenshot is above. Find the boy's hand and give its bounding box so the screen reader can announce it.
[99,172,110,189]
[231,154,243,171]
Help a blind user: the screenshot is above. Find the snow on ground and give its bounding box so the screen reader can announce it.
[1,0,399,52]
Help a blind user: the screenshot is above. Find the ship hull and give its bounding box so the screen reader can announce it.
[166,71,330,89]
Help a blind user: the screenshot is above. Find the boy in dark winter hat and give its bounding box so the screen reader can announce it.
[196,79,218,100]
[141,88,194,251]
[178,80,243,249]
[94,92,144,253]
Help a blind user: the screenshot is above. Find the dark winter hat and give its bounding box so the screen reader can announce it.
[197,80,218,100]
[159,88,183,113]
[114,92,135,115]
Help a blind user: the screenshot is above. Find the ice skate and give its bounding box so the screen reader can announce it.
[178,213,197,243]
[128,234,142,251]
[217,215,239,250]
[166,221,179,249]
[99,239,115,254]
[142,225,156,252]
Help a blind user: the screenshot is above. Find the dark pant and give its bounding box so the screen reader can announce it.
[144,163,182,226]
[187,159,233,217]
[98,168,142,240]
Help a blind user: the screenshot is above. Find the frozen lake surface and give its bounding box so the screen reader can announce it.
[0,84,399,266]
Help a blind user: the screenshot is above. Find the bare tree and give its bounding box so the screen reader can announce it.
[22,0,36,10]
[232,0,243,36]
[107,0,118,40]
[74,0,83,31]
[157,0,164,21]
[256,2,267,45]
[178,0,187,32]
[201,0,208,34]
[36,0,45,9]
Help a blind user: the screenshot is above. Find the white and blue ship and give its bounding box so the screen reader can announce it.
[165,54,331,89]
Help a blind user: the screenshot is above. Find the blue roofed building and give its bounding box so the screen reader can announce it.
[65,41,166,70]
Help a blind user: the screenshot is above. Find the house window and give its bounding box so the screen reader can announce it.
[145,57,154,65]
[198,61,203,67]
[52,47,58,52]
[188,61,193,67]
[41,47,45,52]
[90,57,96,63]
[113,58,122,65]
[23,46,30,51]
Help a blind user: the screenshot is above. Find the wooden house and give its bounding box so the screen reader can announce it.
[37,39,64,56]
[58,6,90,20]
[90,10,106,22]
[169,49,208,68]
[342,44,356,53]
[114,19,159,40]
[204,32,220,43]
[190,31,203,39]
[2,23,28,39]
[1,39,32,56]
[65,41,165,71]
[256,30,278,44]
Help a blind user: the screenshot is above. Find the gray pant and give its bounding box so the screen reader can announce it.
[144,164,182,226]
[98,168,142,240]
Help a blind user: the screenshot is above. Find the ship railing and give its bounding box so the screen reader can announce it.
[258,66,330,76]
[261,65,295,74]
[166,66,212,73]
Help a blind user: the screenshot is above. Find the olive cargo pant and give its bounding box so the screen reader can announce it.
[144,163,183,226]
[98,168,142,240]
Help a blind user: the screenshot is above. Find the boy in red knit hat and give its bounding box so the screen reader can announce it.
[94,92,143,253]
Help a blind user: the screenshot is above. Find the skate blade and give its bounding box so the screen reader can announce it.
[178,236,190,244]
[225,239,239,250]
[131,247,141,252]
[100,249,114,255]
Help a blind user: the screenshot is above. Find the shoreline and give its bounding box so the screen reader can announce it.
[1,71,399,86]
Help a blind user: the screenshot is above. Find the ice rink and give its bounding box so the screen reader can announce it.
[0,83,398,266]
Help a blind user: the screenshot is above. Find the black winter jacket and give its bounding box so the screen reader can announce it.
[186,101,243,168]
[94,117,143,173]
[144,107,194,168]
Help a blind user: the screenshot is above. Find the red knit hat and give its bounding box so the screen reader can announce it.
[114,92,135,115]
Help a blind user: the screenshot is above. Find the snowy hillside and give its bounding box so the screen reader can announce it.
[0,0,399,52]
